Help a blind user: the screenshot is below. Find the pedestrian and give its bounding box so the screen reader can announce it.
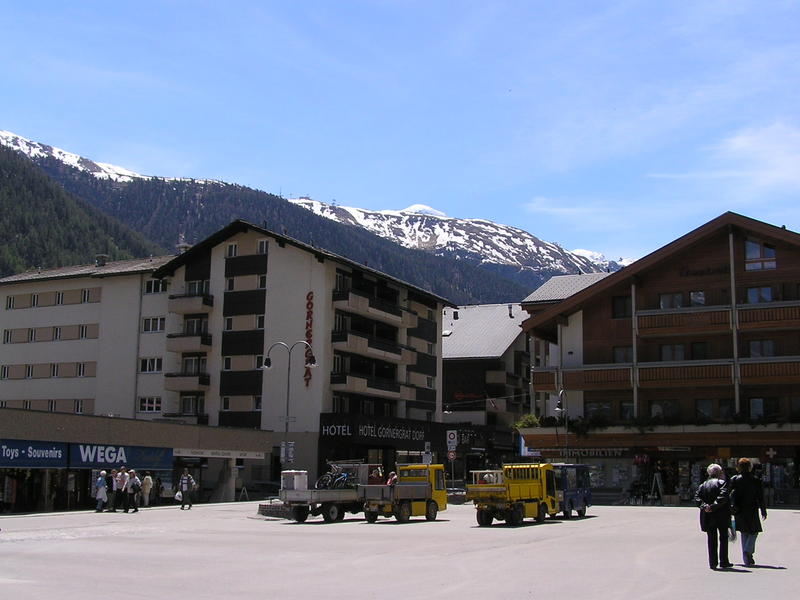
[177,468,196,510]
[95,471,108,512]
[154,476,163,506]
[729,458,767,566]
[141,471,153,507]
[116,466,130,513]
[127,469,141,513]
[694,463,732,570]
[106,469,117,512]
[386,471,398,486]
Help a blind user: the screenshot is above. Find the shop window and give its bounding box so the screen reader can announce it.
[613,346,633,363]
[718,398,735,420]
[612,295,632,318]
[585,401,612,418]
[690,342,708,361]
[748,340,775,358]
[745,239,776,271]
[690,291,706,306]
[695,398,713,419]
[620,401,634,421]
[749,397,778,420]
[660,344,685,361]
[791,397,800,420]
[650,399,680,420]
[746,286,772,304]
[659,293,683,309]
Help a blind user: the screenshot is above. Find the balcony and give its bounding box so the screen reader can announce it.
[330,372,414,400]
[331,330,416,364]
[168,293,214,314]
[738,301,800,331]
[332,289,418,327]
[532,366,632,391]
[637,306,731,337]
[164,372,211,392]
[638,360,732,388]
[166,332,212,353]
[740,356,800,385]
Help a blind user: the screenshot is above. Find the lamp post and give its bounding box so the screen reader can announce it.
[260,341,317,469]
[555,388,568,462]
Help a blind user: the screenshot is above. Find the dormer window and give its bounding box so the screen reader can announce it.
[745,239,776,271]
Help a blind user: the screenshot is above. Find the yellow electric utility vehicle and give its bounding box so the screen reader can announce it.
[358,463,447,523]
[466,463,558,526]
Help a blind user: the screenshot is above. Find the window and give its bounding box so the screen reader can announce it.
[31,293,39,307]
[258,275,267,289]
[690,342,708,360]
[223,356,232,370]
[139,357,163,373]
[221,396,230,411]
[79,325,88,339]
[25,364,33,378]
[81,289,91,303]
[50,363,59,377]
[690,291,706,306]
[620,401,634,421]
[745,239,776,271]
[695,398,713,419]
[585,401,612,418]
[749,340,775,358]
[258,239,268,255]
[613,346,633,363]
[256,315,265,329]
[6,296,14,309]
[612,295,632,318]
[226,278,235,291]
[255,355,263,369]
[0,366,8,379]
[53,326,61,340]
[74,399,84,414]
[361,399,375,415]
[333,395,349,413]
[650,399,680,419]
[747,286,772,304]
[145,279,168,294]
[3,329,10,344]
[142,317,166,332]
[253,396,262,411]
[138,397,162,413]
[749,397,778,420]
[383,403,396,418]
[182,355,206,375]
[427,309,435,321]
[225,317,233,331]
[0,400,7,408]
[23,400,32,410]
[719,398,735,420]
[55,291,64,305]
[659,293,682,309]
[226,243,238,258]
[427,342,435,355]
[77,363,86,377]
[186,280,209,295]
[47,399,56,412]
[426,376,435,389]
[184,316,208,335]
[181,395,205,415]
[660,344,685,361]
[28,328,35,342]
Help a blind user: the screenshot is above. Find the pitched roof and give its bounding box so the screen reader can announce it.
[522,211,800,334]
[522,272,611,304]
[442,303,525,359]
[0,256,173,285]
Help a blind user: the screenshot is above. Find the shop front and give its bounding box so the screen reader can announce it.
[1,438,69,512]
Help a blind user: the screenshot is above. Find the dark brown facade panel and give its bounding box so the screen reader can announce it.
[221,330,265,356]
[223,289,266,317]
[184,252,211,281]
[219,370,263,396]
[224,254,268,278]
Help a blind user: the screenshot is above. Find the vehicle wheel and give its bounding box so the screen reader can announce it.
[395,501,411,523]
[291,505,310,523]
[576,506,587,518]
[365,511,379,523]
[563,502,573,519]
[476,509,492,527]
[335,505,345,521]
[507,503,524,526]
[321,503,340,523]
[536,503,546,523]
[425,501,438,521]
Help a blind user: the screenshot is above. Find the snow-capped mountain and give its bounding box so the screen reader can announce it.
[289,198,623,281]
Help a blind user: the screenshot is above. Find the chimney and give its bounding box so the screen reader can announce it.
[95,254,108,267]
[176,233,191,255]
[453,310,459,320]
[508,304,514,318]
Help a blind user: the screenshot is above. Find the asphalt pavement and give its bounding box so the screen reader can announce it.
[0,502,796,600]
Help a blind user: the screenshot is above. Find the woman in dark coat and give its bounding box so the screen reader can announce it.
[694,463,732,570]
[729,457,767,566]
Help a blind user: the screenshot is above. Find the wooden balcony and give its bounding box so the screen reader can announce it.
[740,357,800,384]
[637,307,730,337]
[531,369,557,391]
[738,301,800,331]
[638,361,732,388]
[564,367,632,390]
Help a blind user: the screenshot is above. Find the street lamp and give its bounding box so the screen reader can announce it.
[555,388,569,462]
[260,341,317,469]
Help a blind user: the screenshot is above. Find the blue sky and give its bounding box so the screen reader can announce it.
[2,1,799,261]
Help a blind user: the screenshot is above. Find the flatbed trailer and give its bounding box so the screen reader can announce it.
[358,463,447,523]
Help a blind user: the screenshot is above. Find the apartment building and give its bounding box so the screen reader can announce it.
[522,213,800,505]
[0,220,452,510]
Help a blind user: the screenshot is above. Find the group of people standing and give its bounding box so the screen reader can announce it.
[93,466,159,513]
[695,458,768,570]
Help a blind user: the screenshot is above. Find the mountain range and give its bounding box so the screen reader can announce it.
[0,129,626,302]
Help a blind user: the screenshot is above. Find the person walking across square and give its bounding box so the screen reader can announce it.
[694,463,732,570]
[177,468,195,510]
[729,458,767,566]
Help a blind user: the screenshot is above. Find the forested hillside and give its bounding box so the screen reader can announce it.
[0,147,164,277]
[29,156,530,304]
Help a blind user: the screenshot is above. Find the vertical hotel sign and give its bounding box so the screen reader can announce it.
[304,291,314,386]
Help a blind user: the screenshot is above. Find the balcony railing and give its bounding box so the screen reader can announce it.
[740,356,800,384]
[637,305,731,336]
[638,360,733,387]
[167,293,214,314]
[737,301,800,331]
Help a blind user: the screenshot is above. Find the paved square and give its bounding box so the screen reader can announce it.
[1,503,796,599]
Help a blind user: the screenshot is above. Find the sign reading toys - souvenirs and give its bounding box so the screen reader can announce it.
[0,439,68,468]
